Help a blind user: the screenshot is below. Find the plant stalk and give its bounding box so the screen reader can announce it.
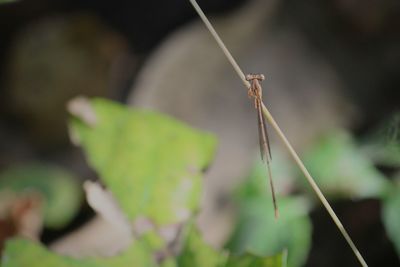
[188,0,368,266]
[261,102,368,267]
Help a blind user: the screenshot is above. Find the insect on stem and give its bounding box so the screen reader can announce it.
[188,0,368,265]
[246,74,278,218]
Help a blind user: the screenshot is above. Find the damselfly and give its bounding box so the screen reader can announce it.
[246,74,278,218]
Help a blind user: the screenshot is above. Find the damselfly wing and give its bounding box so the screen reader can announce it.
[246,74,278,218]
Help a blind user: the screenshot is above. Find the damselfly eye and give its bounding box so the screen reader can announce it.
[245,74,252,81]
[259,74,265,80]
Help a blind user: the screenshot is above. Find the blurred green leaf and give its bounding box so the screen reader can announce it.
[1,233,162,267]
[361,112,400,167]
[2,227,285,267]
[69,98,216,225]
[227,195,311,267]
[175,224,285,267]
[237,154,296,199]
[228,160,310,267]
[382,183,400,256]
[176,225,224,267]
[0,163,82,229]
[224,252,286,267]
[302,131,389,199]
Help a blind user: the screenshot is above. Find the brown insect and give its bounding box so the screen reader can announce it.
[246,73,278,218]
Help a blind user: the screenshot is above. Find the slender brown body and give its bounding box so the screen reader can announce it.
[246,74,278,218]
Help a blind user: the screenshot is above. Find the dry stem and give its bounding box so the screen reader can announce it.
[188,0,368,266]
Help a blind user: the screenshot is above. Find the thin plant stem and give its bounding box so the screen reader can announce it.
[188,0,249,88]
[188,0,368,266]
[261,102,368,267]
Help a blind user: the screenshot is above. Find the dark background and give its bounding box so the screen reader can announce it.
[0,0,399,266]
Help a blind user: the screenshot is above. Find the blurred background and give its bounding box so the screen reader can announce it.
[0,0,399,266]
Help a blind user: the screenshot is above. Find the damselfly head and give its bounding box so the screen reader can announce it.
[246,73,265,81]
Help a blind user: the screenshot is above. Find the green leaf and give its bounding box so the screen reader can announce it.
[302,131,389,199]
[175,224,285,267]
[1,228,285,267]
[1,234,161,267]
[224,252,286,267]
[176,225,224,267]
[382,183,400,256]
[361,112,400,167]
[69,98,216,225]
[236,153,296,199]
[0,163,83,229]
[227,196,311,267]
